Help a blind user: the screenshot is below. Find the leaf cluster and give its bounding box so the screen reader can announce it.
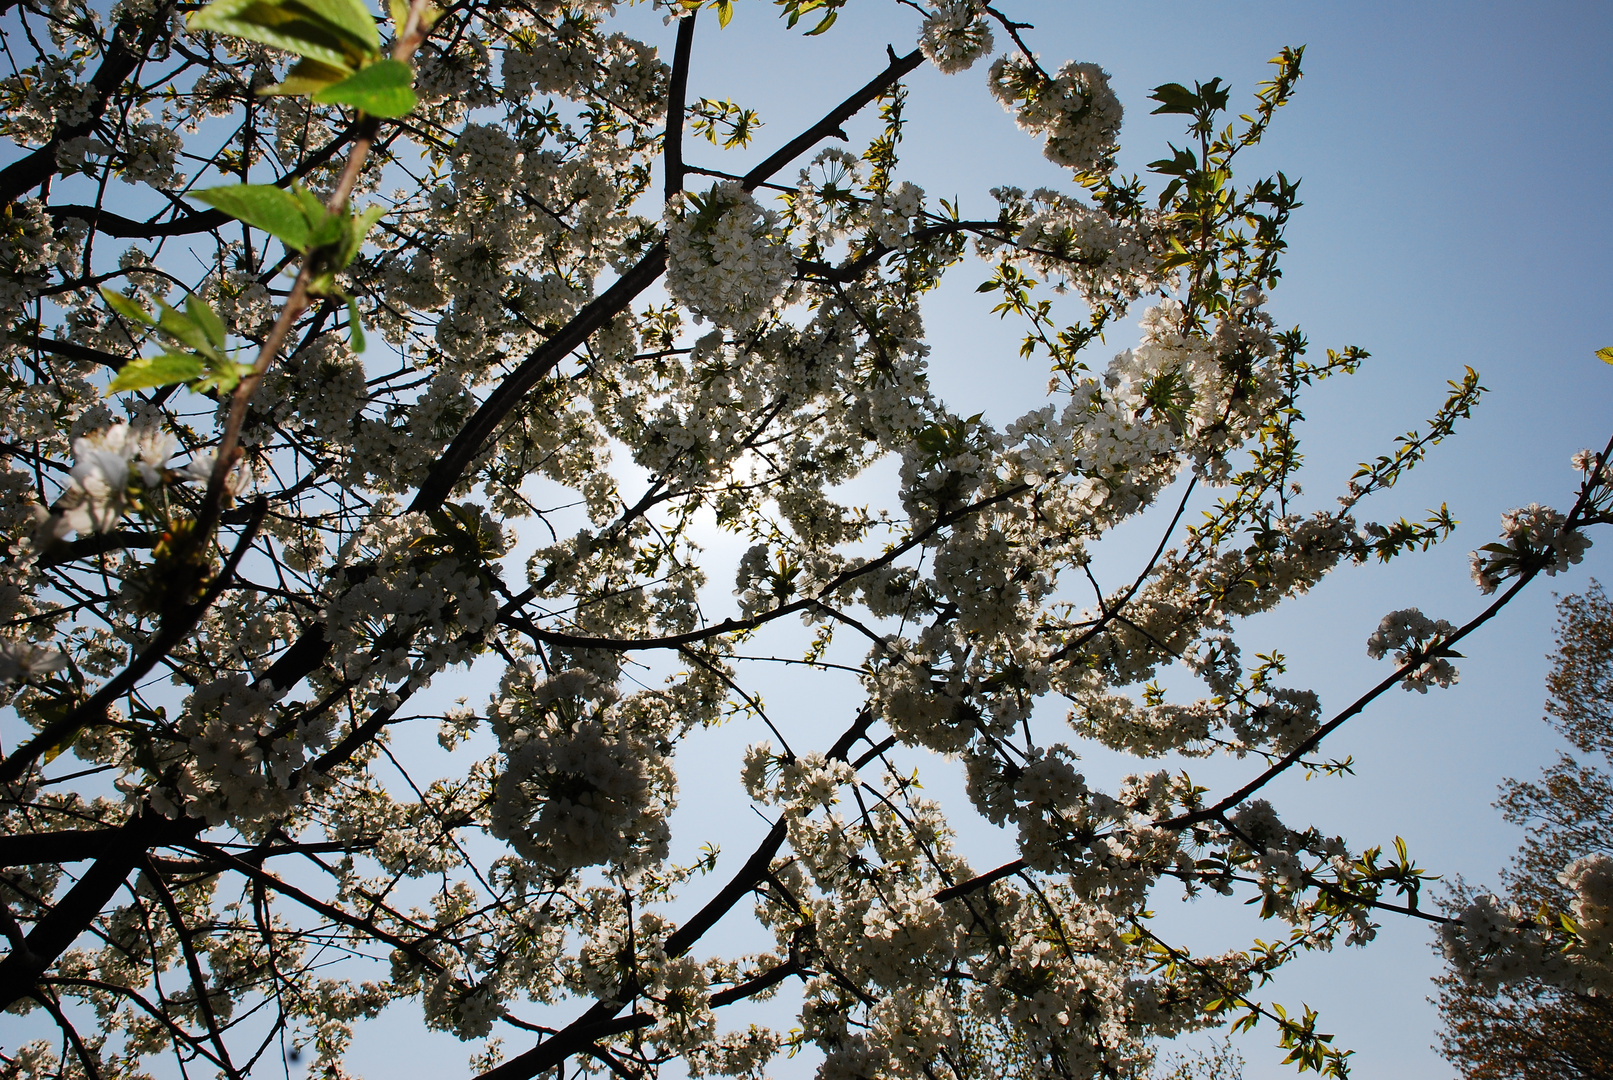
[101,288,255,394]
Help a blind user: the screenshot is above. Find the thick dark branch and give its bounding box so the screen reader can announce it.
[663,10,696,201]
[478,1014,656,1080]
[0,811,199,1010]
[933,858,1025,904]
[49,204,232,239]
[738,49,922,192]
[34,530,157,569]
[0,827,126,867]
[16,335,129,372]
[409,242,668,513]
[709,958,802,1007]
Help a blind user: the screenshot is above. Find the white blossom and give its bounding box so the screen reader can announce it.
[919,1,994,74]
[665,182,794,331]
[989,56,1123,174]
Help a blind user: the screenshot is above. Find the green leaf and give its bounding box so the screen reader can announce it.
[335,203,386,270]
[290,182,329,222]
[192,184,314,250]
[306,208,345,250]
[107,352,208,393]
[1597,346,1613,365]
[99,288,156,326]
[301,0,380,55]
[1149,82,1200,116]
[346,295,367,352]
[41,726,81,765]
[155,300,218,359]
[202,356,258,394]
[185,294,228,351]
[261,56,352,97]
[714,0,732,27]
[312,58,417,117]
[188,0,378,69]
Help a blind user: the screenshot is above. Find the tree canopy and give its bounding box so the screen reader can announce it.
[0,2,1609,1080]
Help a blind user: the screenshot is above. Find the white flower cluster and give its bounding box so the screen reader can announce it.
[0,199,75,343]
[453,123,523,195]
[1441,857,1613,996]
[136,676,336,831]
[979,186,1160,306]
[665,182,794,331]
[1365,608,1459,692]
[742,744,856,814]
[1572,447,1613,484]
[1469,502,1591,593]
[323,504,505,689]
[119,121,184,187]
[989,57,1123,174]
[488,667,672,872]
[918,0,994,74]
[56,422,175,535]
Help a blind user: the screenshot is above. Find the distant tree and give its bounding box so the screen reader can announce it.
[1435,582,1613,1080]
[1154,1038,1245,1080]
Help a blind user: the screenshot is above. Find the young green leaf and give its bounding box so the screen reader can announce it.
[188,0,378,70]
[335,203,386,270]
[1149,82,1200,116]
[262,57,352,97]
[301,0,381,56]
[346,295,367,352]
[192,184,314,250]
[1597,346,1613,365]
[107,352,208,394]
[306,208,345,250]
[290,183,328,221]
[155,300,219,359]
[312,58,417,118]
[201,357,259,394]
[185,294,228,351]
[99,288,156,327]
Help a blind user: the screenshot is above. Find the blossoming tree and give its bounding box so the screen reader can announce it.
[0,1,1608,1078]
